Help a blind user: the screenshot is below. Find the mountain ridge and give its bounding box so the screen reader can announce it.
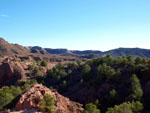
[30,46,150,58]
[1,38,150,58]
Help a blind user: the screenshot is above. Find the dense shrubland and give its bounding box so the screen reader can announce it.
[1,55,150,113]
[36,55,150,113]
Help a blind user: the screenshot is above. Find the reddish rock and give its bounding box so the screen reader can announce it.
[0,61,25,84]
[15,84,83,113]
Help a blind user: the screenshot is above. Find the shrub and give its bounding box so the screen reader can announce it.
[84,103,100,113]
[106,101,143,113]
[96,63,116,81]
[109,89,117,99]
[82,64,91,75]
[41,60,48,67]
[67,62,78,69]
[130,74,143,100]
[60,80,67,90]
[33,67,41,77]
[39,94,55,113]
[46,66,67,81]
[28,64,35,70]
[67,69,72,75]
[0,85,24,110]
[135,56,143,65]
[109,89,117,105]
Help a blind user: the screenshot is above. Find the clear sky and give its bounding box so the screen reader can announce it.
[0,0,150,51]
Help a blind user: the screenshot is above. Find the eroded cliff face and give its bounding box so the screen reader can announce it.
[15,84,83,113]
[0,58,25,84]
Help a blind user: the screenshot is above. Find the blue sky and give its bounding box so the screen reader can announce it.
[0,0,150,51]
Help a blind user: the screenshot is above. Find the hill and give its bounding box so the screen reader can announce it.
[30,46,150,58]
[0,38,30,56]
[1,38,150,58]
[103,48,150,57]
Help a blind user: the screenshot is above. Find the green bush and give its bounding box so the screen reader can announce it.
[109,89,117,99]
[135,56,143,65]
[28,64,35,70]
[84,103,100,113]
[130,74,143,100]
[106,101,143,113]
[60,80,67,90]
[96,63,116,81]
[39,94,55,113]
[67,69,72,75]
[41,60,48,67]
[82,64,91,75]
[46,66,67,81]
[33,67,41,77]
[0,86,23,110]
[67,62,78,69]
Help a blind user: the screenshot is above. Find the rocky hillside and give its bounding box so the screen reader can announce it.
[0,55,57,86]
[0,38,30,56]
[15,84,83,113]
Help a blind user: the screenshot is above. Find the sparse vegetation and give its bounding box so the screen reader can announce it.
[39,94,55,113]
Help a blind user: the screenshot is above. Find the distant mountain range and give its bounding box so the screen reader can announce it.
[30,46,150,58]
[1,38,150,58]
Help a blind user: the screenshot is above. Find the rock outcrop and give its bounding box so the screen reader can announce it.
[15,84,83,113]
[0,58,25,84]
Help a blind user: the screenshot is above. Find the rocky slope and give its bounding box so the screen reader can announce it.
[0,57,25,85]
[0,38,30,56]
[15,84,83,113]
[0,56,57,86]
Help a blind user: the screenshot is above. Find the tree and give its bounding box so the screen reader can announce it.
[67,69,72,75]
[82,64,91,75]
[39,94,55,113]
[130,74,143,100]
[109,89,117,99]
[113,56,122,66]
[84,103,100,113]
[106,101,143,113]
[109,89,117,105]
[60,80,67,90]
[41,60,48,67]
[77,59,83,66]
[131,101,143,113]
[56,63,64,69]
[106,102,132,113]
[103,54,114,66]
[135,56,143,65]
[67,62,78,69]
[10,86,22,97]
[33,67,41,77]
[127,56,135,66]
[122,56,128,66]
[96,63,116,81]
[0,92,14,110]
